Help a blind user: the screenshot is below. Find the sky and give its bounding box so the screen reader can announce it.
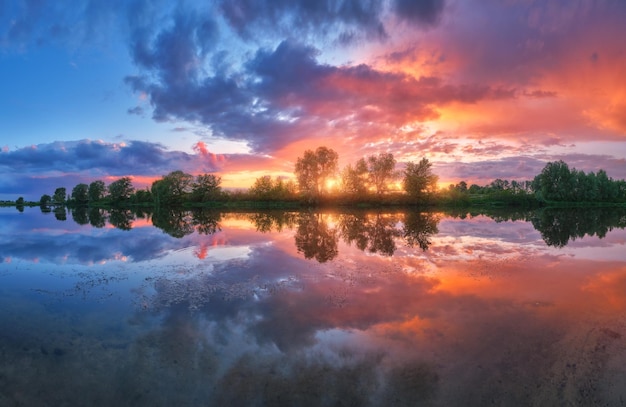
[1,0,626,200]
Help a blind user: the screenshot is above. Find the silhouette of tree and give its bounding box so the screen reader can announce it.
[403,159,438,203]
[341,158,368,197]
[295,147,338,199]
[367,153,396,196]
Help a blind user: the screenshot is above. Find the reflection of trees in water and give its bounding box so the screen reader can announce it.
[71,206,89,225]
[338,212,400,256]
[295,212,339,263]
[530,208,626,248]
[108,209,135,231]
[152,209,193,237]
[191,209,222,235]
[88,207,107,228]
[402,212,440,251]
[151,208,222,238]
[53,206,67,221]
[292,211,440,260]
[248,211,298,233]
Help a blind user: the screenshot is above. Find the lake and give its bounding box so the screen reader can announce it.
[1,206,626,406]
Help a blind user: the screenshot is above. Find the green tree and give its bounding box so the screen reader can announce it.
[191,173,221,202]
[132,188,153,204]
[295,146,338,199]
[53,187,66,205]
[16,197,25,205]
[40,194,52,206]
[403,158,438,202]
[71,183,89,205]
[88,180,106,202]
[532,161,572,201]
[152,171,194,205]
[108,177,135,203]
[367,153,396,196]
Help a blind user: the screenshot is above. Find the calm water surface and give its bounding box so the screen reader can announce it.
[1,207,626,406]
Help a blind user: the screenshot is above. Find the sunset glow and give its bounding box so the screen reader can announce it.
[1,1,625,199]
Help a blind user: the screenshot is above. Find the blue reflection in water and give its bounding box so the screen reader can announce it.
[1,207,626,406]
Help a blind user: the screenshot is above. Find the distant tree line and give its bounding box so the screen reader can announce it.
[31,148,626,209]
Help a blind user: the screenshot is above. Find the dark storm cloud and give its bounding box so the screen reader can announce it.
[393,0,445,26]
[219,0,387,43]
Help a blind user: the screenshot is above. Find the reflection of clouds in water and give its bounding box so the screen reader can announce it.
[3,208,626,405]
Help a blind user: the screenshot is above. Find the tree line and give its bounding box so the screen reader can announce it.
[28,147,626,209]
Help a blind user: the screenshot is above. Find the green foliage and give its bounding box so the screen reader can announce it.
[191,173,222,202]
[88,180,106,202]
[16,197,25,206]
[108,177,135,203]
[53,187,66,205]
[40,194,52,206]
[152,171,194,205]
[132,188,153,204]
[533,161,626,203]
[71,183,89,204]
[403,158,438,202]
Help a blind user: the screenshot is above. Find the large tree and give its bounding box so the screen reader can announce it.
[88,180,106,202]
[71,183,89,204]
[294,146,338,199]
[152,171,194,205]
[403,158,438,201]
[108,177,135,202]
[532,161,573,201]
[367,153,396,196]
[52,187,66,205]
[191,173,221,202]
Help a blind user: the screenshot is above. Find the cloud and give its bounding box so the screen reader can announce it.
[392,0,446,26]
[219,0,388,44]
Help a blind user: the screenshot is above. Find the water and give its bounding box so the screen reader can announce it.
[1,206,626,406]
